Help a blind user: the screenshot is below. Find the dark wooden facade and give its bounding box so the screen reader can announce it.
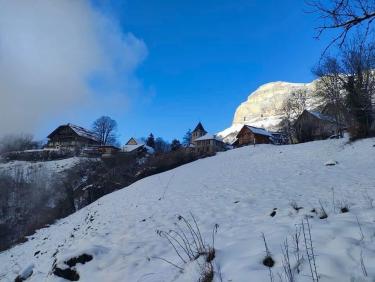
[47,124,100,149]
[293,110,337,142]
[236,125,272,146]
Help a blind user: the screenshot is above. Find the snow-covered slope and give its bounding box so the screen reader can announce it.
[0,157,81,177]
[1,138,375,281]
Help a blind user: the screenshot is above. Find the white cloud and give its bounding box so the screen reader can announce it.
[0,0,147,135]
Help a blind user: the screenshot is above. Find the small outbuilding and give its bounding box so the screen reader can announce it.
[293,110,337,142]
[235,125,272,147]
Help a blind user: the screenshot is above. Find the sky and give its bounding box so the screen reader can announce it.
[0,0,333,143]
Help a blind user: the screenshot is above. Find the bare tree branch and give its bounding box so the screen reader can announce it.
[307,0,375,53]
[92,116,118,145]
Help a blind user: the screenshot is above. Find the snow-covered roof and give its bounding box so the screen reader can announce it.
[123,144,154,154]
[123,144,144,152]
[48,123,99,142]
[307,111,336,123]
[68,124,99,142]
[244,125,272,137]
[194,133,223,142]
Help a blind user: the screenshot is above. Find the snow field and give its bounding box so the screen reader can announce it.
[1,138,375,281]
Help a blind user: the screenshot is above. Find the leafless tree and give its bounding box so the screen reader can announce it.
[308,0,375,53]
[0,133,39,154]
[313,56,347,136]
[281,90,308,143]
[312,35,375,139]
[92,116,118,145]
[342,39,375,138]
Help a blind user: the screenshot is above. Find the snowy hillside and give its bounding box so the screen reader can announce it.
[1,138,375,281]
[0,157,81,178]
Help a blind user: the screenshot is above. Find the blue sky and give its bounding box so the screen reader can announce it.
[34,1,332,143]
[97,0,332,143]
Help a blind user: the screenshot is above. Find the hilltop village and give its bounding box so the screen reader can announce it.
[9,108,341,161]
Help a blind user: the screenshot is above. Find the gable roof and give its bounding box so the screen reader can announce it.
[125,137,144,145]
[68,123,99,141]
[123,137,154,153]
[306,110,336,123]
[193,122,206,133]
[194,133,223,142]
[47,123,99,142]
[239,125,272,137]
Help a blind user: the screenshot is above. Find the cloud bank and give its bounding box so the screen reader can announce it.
[0,0,147,135]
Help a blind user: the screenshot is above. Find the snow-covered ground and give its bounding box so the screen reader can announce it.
[0,157,81,178]
[1,138,375,281]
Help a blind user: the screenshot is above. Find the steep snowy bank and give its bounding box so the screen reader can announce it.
[1,138,375,281]
[0,157,81,178]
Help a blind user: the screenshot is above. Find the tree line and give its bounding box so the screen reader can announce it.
[312,0,375,140]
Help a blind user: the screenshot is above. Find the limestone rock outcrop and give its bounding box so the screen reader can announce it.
[218,80,321,142]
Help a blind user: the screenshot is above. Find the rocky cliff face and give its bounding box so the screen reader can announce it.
[218,80,321,142]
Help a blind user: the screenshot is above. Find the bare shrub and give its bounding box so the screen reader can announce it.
[261,233,275,282]
[155,214,219,279]
[275,225,304,282]
[302,217,319,282]
[363,190,374,208]
[291,225,303,274]
[290,200,303,212]
[281,239,294,282]
[156,214,218,264]
[318,200,328,219]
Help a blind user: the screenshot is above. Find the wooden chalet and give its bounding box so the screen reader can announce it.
[47,123,100,149]
[235,125,272,146]
[293,110,337,142]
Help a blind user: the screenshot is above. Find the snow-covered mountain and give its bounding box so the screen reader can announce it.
[218,80,321,143]
[1,137,375,281]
